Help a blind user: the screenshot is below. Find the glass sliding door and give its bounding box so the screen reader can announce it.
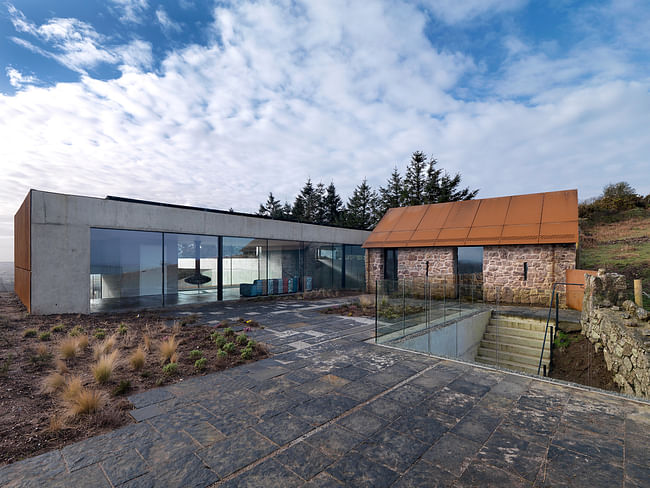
[344,245,365,290]
[90,228,163,311]
[222,237,268,300]
[163,233,219,306]
[267,240,303,294]
[304,242,340,291]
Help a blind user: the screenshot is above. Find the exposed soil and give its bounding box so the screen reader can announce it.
[550,332,620,393]
[321,302,375,317]
[0,293,268,466]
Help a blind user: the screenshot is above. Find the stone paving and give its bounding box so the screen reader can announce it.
[1,298,650,487]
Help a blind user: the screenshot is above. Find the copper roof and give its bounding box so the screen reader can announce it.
[363,189,578,248]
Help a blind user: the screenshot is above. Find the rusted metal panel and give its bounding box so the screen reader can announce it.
[363,189,578,249]
[13,192,31,312]
[373,207,403,232]
[442,200,480,228]
[566,269,598,311]
[391,205,428,231]
[419,202,454,229]
[542,190,578,222]
[505,193,543,225]
[473,196,511,227]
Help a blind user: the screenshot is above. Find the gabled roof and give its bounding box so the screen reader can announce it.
[363,189,578,248]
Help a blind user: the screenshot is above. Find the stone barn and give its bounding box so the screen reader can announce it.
[363,189,578,305]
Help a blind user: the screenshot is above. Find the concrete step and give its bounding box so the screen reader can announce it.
[488,317,548,332]
[479,340,550,359]
[476,346,548,367]
[485,325,548,340]
[475,355,548,376]
[482,332,548,349]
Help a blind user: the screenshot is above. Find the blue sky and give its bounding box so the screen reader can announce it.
[1,0,649,260]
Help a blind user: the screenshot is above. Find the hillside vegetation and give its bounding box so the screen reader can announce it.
[578,183,650,308]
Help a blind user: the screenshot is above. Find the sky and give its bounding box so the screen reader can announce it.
[1,0,649,261]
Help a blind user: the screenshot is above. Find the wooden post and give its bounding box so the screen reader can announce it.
[634,279,643,307]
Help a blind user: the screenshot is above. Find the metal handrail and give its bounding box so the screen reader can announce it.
[537,282,582,375]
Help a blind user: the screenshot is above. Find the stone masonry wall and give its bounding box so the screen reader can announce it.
[483,244,576,305]
[581,271,650,399]
[366,249,383,292]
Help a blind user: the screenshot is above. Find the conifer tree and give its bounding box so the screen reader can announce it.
[378,166,403,216]
[257,192,284,218]
[345,179,379,230]
[322,182,344,225]
[403,151,428,206]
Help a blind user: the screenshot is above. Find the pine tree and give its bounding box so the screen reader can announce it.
[436,171,479,202]
[403,151,428,206]
[378,166,403,217]
[423,157,442,203]
[257,192,284,218]
[322,182,343,225]
[314,182,326,224]
[345,179,379,230]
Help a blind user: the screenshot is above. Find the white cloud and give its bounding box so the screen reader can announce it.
[108,0,149,23]
[156,7,182,34]
[5,67,39,88]
[417,0,527,24]
[0,0,649,262]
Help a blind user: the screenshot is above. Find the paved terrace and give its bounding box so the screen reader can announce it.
[1,298,649,487]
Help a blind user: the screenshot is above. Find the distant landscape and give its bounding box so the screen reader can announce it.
[0,262,13,293]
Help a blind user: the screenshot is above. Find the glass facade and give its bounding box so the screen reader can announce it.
[90,228,365,311]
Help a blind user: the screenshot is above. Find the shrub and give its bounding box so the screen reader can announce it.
[241,347,253,360]
[51,324,65,333]
[64,387,106,416]
[93,335,117,360]
[30,344,52,368]
[60,337,78,359]
[112,380,131,396]
[223,327,234,337]
[62,375,83,402]
[217,349,227,360]
[189,349,203,360]
[117,323,128,335]
[129,346,146,371]
[159,336,179,364]
[194,357,207,370]
[222,342,235,354]
[213,335,226,348]
[209,330,220,341]
[41,372,66,394]
[39,332,51,341]
[23,329,37,338]
[69,326,83,337]
[236,334,248,345]
[92,351,119,384]
[94,329,106,340]
[162,362,178,375]
[247,339,256,348]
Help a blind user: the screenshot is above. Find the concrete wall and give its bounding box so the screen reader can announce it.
[395,311,491,360]
[29,190,370,314]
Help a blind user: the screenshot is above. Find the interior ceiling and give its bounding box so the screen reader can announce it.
[363,189,578,248]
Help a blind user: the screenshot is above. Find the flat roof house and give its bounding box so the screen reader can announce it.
[363,189,579,305]
[14,190,370,314]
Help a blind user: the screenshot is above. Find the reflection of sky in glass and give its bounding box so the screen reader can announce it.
[458,247,483,274]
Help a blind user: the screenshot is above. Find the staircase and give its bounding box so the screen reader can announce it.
[475,312,551,375]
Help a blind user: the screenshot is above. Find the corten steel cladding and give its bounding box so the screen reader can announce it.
[362,189,579,249]
[566,269,598,311]
[14,191,31,311]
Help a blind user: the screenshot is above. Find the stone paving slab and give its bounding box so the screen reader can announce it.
[2,297,650,487]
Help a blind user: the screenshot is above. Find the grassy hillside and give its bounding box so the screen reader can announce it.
[578,207,650,308]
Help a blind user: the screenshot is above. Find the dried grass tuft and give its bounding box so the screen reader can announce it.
[59,337,78,359]
[143,333,151,352]
[92,350,119,384]
[55,359,69,374]
[64,387,107,416]
[159,336,179,364]
[62,375,83,402]
[36,343,48,356]
[129,346,146,371]
[41,372,66,394]
[93,334,117,360]
[76,334,89,350]
[48,415,65,432]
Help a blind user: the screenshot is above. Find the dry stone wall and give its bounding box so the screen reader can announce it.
[581,271,650,399]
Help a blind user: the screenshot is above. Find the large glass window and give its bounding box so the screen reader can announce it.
[222,237,267,300]
[457,247,483,274]
[304,243,343,290]
[90,228,163,309]
[163,233,219,305]
[384,249,398,281]
[267,240,303,294]
[344,245,365,290]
